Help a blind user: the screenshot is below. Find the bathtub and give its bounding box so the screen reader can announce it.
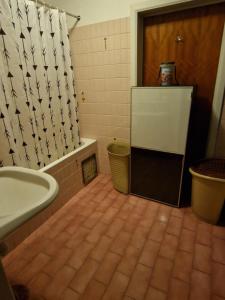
[3,138,98,252]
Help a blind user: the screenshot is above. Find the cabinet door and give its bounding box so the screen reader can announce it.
[131,87,193,155]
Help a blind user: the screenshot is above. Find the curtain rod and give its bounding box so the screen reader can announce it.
[32,0,81,20]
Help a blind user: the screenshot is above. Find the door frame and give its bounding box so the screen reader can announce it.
[130,0,225,156]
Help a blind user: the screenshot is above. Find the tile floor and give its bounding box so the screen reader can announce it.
[3,174,225,300]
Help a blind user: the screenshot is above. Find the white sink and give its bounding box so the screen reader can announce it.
[0,167,59,239]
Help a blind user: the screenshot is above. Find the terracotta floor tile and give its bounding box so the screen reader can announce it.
[83,211,103,229]
[28,272,51,296]
[145,287,167,300]
[86,221,108,244]
[123,213,141,233]
[156,205,172,223]
[5,258,29,281]
[108,189,120,199]
[47,218,71,239]
[3,243,28,267]
[65,215,86,235]
[117,203,134,221]
[150,257,173,292]
[179,228,195,253]
[92,190,108,203]
[91,182,105,194]
[193,244,211,273]
[59,288,80,300]
[4,176,224,300]
[102,271,130,300]
[147,201,160,213]
[173,250,193,283]
[213,226,225,240]
[79,203,96,218]
[95,252,121,285]
[110,231,131,255]
[44,247,73,276]
[129,225,150,250]
[19,239,49,262]
[95,197,114,213]
[212,262,225,298]
[149,221,167,242]
[166,216,182,236]
[19,253,50,284]
[80,279,106,300]
[102,207,119,224]
[126,264,152,300]
[183,213,198,231]
[190,270,211,300]
[159,233,178,260]
[133,201,148,216]
[139,239,160,268]
[70,258,99,294]
[212,238,225,264]
[41,240,63,257]
[168,278,189,300]
[44,265,76,299]
[139,214,155,229]
[128,195,140,206]
[171,207,184,218]
[90,235,112,261]
[117,245,141,276]
[66,227,90,249]
[68,240,94,269]
[106,218,125,239]
[55,231,71,245]
[196,223,212,246]
[112,194,127,209]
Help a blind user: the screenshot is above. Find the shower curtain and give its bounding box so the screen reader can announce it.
[0,0,80,169]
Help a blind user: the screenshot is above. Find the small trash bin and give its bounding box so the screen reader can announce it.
[107,142,130,194]
[189,159,225,224]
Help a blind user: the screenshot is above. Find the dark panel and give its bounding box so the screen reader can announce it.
[130,147,184,206]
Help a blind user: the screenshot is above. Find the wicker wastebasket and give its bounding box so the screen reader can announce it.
[107,142,130,194]
[189,159,225,224]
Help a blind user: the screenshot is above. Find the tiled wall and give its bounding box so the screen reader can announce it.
[3,141,98,252]
[70,18,131,174]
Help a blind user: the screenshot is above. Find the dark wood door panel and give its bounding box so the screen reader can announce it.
[143,4,225,89]
[143,3,225,160]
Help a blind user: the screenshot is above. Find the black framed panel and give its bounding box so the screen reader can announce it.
[130,147,184,206]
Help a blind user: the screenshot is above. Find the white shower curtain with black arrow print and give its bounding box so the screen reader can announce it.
[0,0,80,169]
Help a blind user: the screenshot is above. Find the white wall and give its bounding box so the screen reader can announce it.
[46,0,146,26]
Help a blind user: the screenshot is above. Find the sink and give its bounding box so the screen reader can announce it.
[0,167,59,239]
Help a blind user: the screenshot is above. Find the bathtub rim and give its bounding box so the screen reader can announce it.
[40,138,96,173]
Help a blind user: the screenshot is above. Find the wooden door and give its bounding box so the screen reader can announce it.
[143,3,225,161]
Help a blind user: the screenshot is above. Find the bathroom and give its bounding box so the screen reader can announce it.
[0,0,225,299]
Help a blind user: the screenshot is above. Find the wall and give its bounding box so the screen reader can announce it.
[46,0,225,171]
[215,97,225,157]
[46,0,144,27]
[70,18,131,174]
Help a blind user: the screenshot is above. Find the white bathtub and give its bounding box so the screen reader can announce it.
[3,137,98,252]
[40,138,96,173]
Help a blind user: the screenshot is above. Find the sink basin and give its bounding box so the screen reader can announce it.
[0,167,59,239]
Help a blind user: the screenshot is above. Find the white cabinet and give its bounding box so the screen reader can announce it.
[131,87,193,155]
[130,86,193,207]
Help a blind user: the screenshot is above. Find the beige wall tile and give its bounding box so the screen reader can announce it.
[71,17,131,174]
